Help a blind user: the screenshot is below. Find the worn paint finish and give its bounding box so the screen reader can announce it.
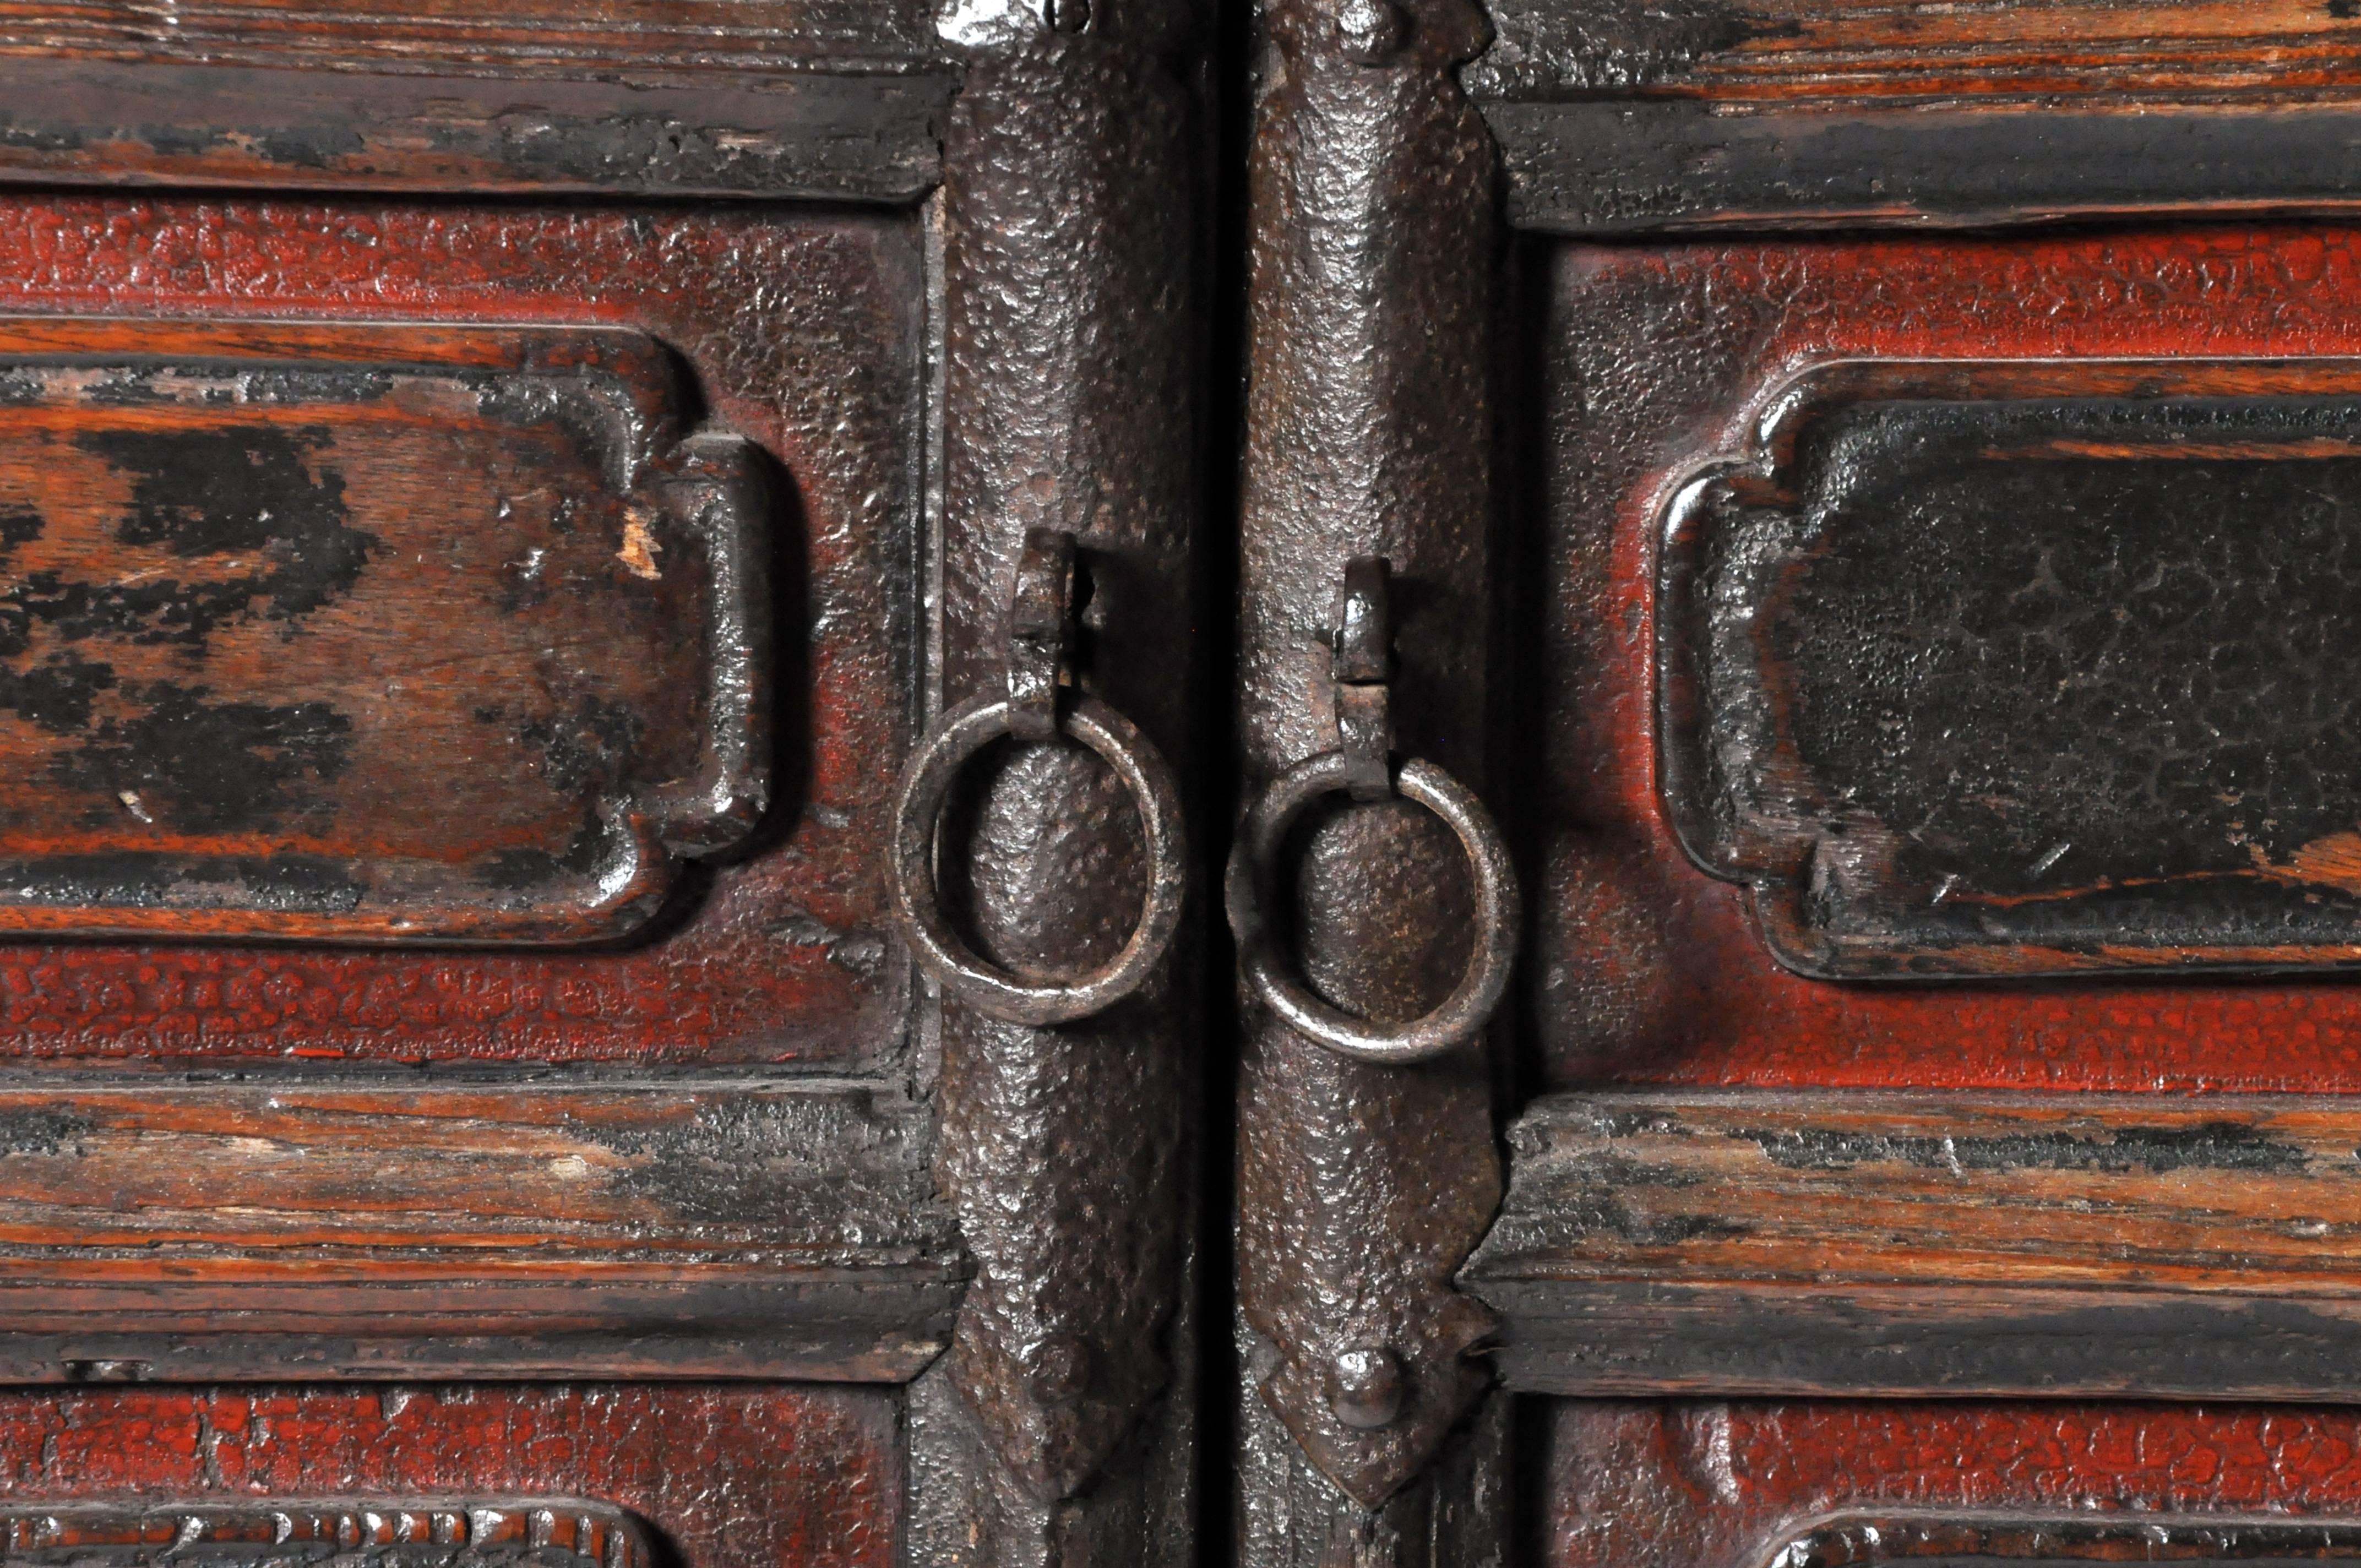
[0,63,950,202]
[0,0,941,64]
[1466,0,2361,103]
[1475,1088,2361,1291]
[0,1079,960,1382]
[1542,1401,2361,1568]
[0,321,767,943]
[1463,5,2361,233]
[1536,225,2361,1093]
[0,196,921,1063]
[0,1384,899,1568]
[1660,359,2361,977]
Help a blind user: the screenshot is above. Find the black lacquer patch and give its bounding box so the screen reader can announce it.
[1661,361,2361,976]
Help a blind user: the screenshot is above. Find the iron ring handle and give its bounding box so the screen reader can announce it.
[889,691,1189,1025]
[1224,750,1520,1065]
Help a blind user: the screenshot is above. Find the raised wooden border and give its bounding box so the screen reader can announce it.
[1657,356,2361,980]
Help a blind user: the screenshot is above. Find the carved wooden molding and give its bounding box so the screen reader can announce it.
[0,1499,654,1568]
[1661,357,2361,979]
[0,320,769,946]
[1767,1515,2361,1568]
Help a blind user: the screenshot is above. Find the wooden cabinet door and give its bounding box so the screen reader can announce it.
[1229,1,2361,1563]
[0,4,1210,1563]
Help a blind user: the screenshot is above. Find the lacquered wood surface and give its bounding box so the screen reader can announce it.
[1472,0,2361,102]
[0,1384,901,1568]
[0,195,921,1064]
[1544,1401,2361,1568]
[1533,225,2361,1095]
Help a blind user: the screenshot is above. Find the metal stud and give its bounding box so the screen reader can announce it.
[1328,1346,1407,1429]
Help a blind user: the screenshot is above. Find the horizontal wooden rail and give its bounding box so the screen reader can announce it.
[1467,1089,2361,1397]
[0,1074,962,1381]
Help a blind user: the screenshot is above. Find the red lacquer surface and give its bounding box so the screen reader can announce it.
[1546,1400,2361,1568]
[1542,226,2361,1093]
[0,1383,897,1567]
[0,197,921,1064]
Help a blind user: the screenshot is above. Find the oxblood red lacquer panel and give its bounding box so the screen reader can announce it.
[1544,1400,2361,1568]
[1539,226,2361,1095]
[0,197,922,1065]
[0,1383,897,1568]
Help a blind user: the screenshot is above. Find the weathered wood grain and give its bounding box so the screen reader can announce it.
[1470,3,2361,232]
[1542,1402,2361,1568]
[0,60,950,201]
[0,1,950,200]
[0,0,942,70]
[1469,0,2361,102]
[0,196,921,1066]
[0,1076,960,1380]
[1486,102,2361,234]
[1468,1090,2361,1396]
[0,320,766,945]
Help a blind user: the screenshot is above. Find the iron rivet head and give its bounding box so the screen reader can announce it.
[1328,1346,1406,1429]
[1335,0,1407,62]
[1028,1335,1094,1406]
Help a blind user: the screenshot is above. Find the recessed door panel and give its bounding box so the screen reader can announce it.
[0,196,923,1066]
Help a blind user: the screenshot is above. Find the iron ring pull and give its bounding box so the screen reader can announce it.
[1224,556,1520,1064]
[1225,750,1519,1064]
[887,530,1189,1026]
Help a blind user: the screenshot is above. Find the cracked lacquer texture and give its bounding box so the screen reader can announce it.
[1237,0,1501,1511]
[0,197,921,1063]
[934,33,1198,1502]
[1665,384,2361,974]
[1538,226,2361,1093]
[0,1384,895,1568]
[1543,1401,2361,1568]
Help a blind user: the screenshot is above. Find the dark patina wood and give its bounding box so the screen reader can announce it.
[1467,1,2361,232]
[0,319,766,945]
[1661,358,2361,978]
[1469,1090,2361,1398]
[0,1077,956,1382]
[1468,0,2361,102]
[0,1,949,200]
[0,195,919,1066]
